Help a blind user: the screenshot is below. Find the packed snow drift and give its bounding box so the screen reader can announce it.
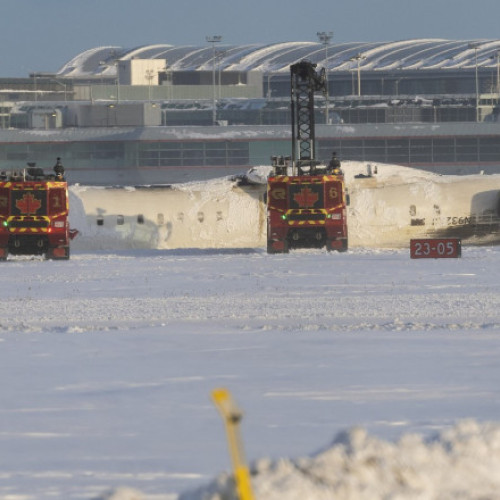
[181,420,500,500]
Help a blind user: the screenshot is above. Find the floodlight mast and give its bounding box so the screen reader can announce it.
[468,42,480,122]
[206,35,223,125]
[350,52,366,96]
[317,31,333,124]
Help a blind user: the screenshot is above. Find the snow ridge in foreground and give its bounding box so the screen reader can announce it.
[179,420,500,500]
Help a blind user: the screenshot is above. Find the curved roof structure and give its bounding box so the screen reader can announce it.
[57,39,500,78]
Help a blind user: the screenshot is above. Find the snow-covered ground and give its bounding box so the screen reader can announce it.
[1,245,500,499]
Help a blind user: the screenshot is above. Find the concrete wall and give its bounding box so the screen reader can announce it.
[29,108,63,129]
[118,59,167,86]
[66,103,161,127]
[74,82,263,101]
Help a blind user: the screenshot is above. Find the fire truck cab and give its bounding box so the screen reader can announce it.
[267,156,348,253]
[0,158,72,260]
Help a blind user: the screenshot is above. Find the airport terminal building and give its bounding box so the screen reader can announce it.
[2,39,500,184]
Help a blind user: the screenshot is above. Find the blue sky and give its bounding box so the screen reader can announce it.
[1,0,499,77]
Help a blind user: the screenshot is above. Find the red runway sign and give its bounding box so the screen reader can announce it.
[410,238,461,259]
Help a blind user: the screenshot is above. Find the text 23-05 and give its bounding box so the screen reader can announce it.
[410,238,461,259]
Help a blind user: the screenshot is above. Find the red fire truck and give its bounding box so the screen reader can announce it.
[267,61,348,253]
[0,158,74,260]
[267,163,348,253]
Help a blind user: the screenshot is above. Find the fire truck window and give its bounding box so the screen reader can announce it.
[97,216,104,226]
[137,214,144,224]
[117,215,124,225]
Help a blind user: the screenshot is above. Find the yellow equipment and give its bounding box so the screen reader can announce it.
[211,388,255,500]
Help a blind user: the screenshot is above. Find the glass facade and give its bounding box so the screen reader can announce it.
[1,132,500,184]
[318,136,500,169]
[0,140,252,172]
[135,141,249,167]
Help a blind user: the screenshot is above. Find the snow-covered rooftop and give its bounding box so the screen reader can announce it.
[57,39,500,77]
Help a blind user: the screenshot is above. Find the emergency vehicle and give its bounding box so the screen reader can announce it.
[267,61,348,253]
[0,158,74,260]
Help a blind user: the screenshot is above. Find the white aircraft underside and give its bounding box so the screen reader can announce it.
[69,161,500,251]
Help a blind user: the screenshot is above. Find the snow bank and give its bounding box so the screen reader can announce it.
[179,420,500,500]
[94,488,144,500]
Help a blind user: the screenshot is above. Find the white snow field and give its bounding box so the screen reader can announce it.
[1,245,500,499]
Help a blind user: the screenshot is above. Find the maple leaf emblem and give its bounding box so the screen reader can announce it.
[16,193,42,215]
[293,187,319,208]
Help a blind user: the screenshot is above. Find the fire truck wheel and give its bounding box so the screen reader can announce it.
[339,239,348,252]
[46,247,70,260]
[326,239,348,252]
[267,240,289,254]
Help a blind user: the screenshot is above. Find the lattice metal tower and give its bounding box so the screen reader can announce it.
[290,61,326,173]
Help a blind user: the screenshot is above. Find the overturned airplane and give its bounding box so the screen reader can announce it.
[69,161,500,251]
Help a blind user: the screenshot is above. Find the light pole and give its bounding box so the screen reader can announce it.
[115,60,121,103]
[216,50,226,100]
[267,73,273,100]
[496,51,500,95]
[469,42,480,122]
[99,60,121,103]
[317,31,333,124]
[50,79,67,101]
[491,50,500,95]
[145,68,155,102]
[206,35,222,125]
[350,53,366,96]
[394,68,405,96]
[30,73,68,102]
